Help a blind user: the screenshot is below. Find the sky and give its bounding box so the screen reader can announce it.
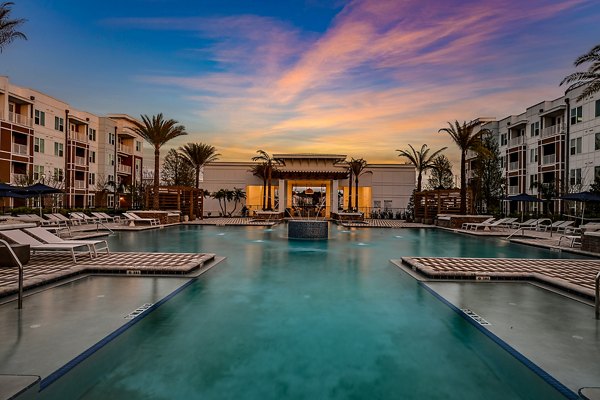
[2,0,599,166]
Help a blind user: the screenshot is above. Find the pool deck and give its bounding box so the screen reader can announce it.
[187,217,277,226]
[0,252,216,299]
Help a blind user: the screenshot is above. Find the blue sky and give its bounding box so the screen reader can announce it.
[2,0,599,164]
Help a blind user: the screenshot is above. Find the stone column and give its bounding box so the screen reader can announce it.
[278,179,286,213]
[331,179,339,214]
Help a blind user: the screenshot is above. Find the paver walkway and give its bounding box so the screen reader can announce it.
[400,257,600,299]
[0,252,215,298]
[188,218,277,226]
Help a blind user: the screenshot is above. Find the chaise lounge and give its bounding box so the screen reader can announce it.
[23,227,110,257]
[0,229,93,263]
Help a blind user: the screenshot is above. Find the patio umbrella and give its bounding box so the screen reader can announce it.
[504,193,542,222]
[15,183,64,216]
[560,191,600,224]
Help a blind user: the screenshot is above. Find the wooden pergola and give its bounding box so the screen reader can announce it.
[414,189,473,221]
[144,186,204,219]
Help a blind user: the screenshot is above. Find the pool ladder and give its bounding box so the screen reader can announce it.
[595,272,599,320]
[0,239,24,309]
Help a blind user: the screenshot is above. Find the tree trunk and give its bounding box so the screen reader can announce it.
[354,175,359,212]
[153,148,160,210]
[348,170,353,211]
[262,178,267,210]
[195,166,200,189]
[417,170,422,192]
[460,151,467,214]
[266,164,272,210]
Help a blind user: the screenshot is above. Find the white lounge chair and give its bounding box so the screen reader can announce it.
[558,234,582,248]
[462,217,495,230]
[466,218,511,231]
[0,229,93,263]
[554,221,574,232]
[92,212,120,223]
[43,214,69,228]
[52,213,81,226]
[70,212,99,224]
[122,212,160,226]
[511,219,538,229]
[24,227,109,257]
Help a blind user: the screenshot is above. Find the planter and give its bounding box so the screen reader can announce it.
[288,220,328,239]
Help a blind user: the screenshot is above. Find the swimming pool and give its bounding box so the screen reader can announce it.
[40,225,582,399]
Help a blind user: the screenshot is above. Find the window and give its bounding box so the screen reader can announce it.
[135,141,142,152]
[88,172,96,185]
[373,200,381,209]
[33,165,44,181]
[499,156,505,169]
[596,133,600,151]
[596,99,600,118]
[89,151,96,163]
[53,168,63,182]
[54,142,64,157]
[34,137,45,153]
[108,132,115,145]
[596,166,600,182]
[34,110,45,126]
[384,200,392,210]
[87,194,95,208]
[108,154,115,166]
[530,174,538,189]
[107,194,114,208]
[108,174,114,184]
[530,148,538,163]
[570,168,582,186]
[570,106,583,125]
[88,128,96,141]
[530,121,539,137]
[500,134,507,146]
[54,116,64,132]
[570,137,582,155]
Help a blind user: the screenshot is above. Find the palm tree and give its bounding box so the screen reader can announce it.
[439,121,488,214]
[346,166,353,211]
[251,150,276,210]
[560,44,600,101]
[396,144,447,192]
[250,163,268,210]
[0,2,26,53]
[348,158,368,212]
[230,187,246,216]
[179,143,220,189]
[133,113,187,209]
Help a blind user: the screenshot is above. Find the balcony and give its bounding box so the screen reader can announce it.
[541,124,565,138]
[8,112,32,127]
[508,136,524,147]
[542,154,556,165]
[70,131,88,143]
[75,156,87,166]
[11,173,27,184]
[508,161,519,171]
[118,143,132,154]
[508,186,519,195]
[117,164,132,174]
[12,142,29,155]
[74,180,86,189]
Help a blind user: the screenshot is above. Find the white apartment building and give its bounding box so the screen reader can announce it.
[0,76,144,209]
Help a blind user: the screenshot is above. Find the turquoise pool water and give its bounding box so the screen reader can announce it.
[42,226,580,399]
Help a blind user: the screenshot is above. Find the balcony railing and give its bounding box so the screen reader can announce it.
[508,161,519,171]
[542,154,556,165]
[12,142,29,155]
[118,164,132,174]
[10,173,27,184]
[8,112,32,127]
[508,186,519,195]
[70,131,88,143]
[74,180,86,189]
[75,156,87,166]
[118,143,132,154]
[541,124,565,138]
[508,136,524,147]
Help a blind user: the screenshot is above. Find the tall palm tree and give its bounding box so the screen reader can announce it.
[250,163,268,210]
[348,158,368,212]
[396,144,447,192]
[347,166,353,211]
[0,2,26,53]
[560,44,600,101]
[179,143,220,189]
[133,113,187,209]
[439,121,488,214]
[251,150,276,210]
[230,187,246,216]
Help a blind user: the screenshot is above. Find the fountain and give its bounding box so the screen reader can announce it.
[288,196,329,239]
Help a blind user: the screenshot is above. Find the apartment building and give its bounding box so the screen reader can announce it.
[0,76,143,209]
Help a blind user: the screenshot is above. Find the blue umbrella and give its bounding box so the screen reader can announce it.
[0,183,28,198]
[560,191,600,224]
[15,183,64,216]
[505,193,542,222]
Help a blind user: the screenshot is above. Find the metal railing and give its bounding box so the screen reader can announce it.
[75,156,87,166]
[542,154,556,165]
[118,143,132,154]
[596,272,599,320]
[12,142,28,155]
[10,173,26,183]
[508,186,519,195]
[0,239,24,309]
[541,124,565,138]
[70,131,88,143]
[74,180,86,189]
[508,161,519,171]
[508,136,524,147]
[118,164,132,174]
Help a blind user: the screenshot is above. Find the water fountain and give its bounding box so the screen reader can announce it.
[287,195,329,239]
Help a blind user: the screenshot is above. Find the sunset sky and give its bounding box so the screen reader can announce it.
[2,0,599,166]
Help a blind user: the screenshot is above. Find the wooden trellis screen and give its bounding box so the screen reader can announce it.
[145,186,204,219]
[414,189,473,220]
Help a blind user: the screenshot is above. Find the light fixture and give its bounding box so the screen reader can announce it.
[305,188,314,195]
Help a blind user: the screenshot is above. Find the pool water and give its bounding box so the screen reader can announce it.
[41,225,579,399]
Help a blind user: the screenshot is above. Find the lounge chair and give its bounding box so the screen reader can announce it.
[52,213,81,226]
[558,234,582,248]
[553,221,574,232]
[511,219,538,229]
[92,212,120,223]
[461,217,495,230]
[70,212,99,224]
[44,214,70,228]
[0,229,93,263]
[497,217,518,228]
[122,212,160,226]
[466,218,511,231]
[24,227,109,257]
[16,214,60,227]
